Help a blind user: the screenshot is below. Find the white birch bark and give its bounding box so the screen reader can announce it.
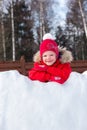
[11,0,15,61]
[0,0,6,60]
[78,0,87,39]
[38,0,45,42]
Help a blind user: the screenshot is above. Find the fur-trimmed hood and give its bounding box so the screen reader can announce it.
[33,46,73,63]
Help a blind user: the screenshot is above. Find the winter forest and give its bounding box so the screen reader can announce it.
[0,0,87,61]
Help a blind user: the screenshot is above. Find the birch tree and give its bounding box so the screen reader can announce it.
[31,0,55,44]
[78,0,87,38]
[0,0,6,61]
[3,0,36,61]
[11,0,15,61]
[65,0,87,60]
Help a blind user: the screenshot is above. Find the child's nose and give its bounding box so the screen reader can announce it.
[47,56,50,59]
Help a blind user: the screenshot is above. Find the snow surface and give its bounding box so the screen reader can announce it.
[0,70,87,130]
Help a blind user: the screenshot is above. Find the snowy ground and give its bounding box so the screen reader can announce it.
[0,70,87,130]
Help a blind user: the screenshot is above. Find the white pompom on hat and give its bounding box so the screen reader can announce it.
[40,33,59,57]
[43,33,55,40]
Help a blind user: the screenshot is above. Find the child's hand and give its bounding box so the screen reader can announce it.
[34,64,48,71]
[50,75,61,82]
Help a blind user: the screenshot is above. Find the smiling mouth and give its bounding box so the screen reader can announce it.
[46,61,53,64]
[46,61,53,62]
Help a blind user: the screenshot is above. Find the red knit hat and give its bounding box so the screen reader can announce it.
[40,33,59,57]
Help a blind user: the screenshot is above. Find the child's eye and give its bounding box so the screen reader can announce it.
[43,55,47,57]
[50,54,53,56]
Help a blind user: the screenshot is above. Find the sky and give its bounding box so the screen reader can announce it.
[50,0,68,35]
[53,0,68,26]
[2,0,68,20]
[1,0,68,36]
[2,0,68,24]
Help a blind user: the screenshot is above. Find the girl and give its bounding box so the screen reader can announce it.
[28,33,73,84]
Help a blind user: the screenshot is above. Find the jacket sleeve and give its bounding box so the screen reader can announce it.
[28,63,50,82]
[47,63,72,83]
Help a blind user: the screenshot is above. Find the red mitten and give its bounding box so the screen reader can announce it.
[50,75,62,82]
[34,63,48,72]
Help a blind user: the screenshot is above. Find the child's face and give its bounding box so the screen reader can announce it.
[42,51,57,66]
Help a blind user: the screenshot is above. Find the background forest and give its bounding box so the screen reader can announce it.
[0,0,87,61]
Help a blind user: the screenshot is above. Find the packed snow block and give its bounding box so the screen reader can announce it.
[0,70,87,130]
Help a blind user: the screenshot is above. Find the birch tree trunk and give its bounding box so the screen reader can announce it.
[78,0,87,39]
[39,0,45,42]
[11,0,15,61]
[0,0,6,61]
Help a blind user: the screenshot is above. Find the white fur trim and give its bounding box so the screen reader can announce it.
[43,33,55,40]
[33,49,73,63]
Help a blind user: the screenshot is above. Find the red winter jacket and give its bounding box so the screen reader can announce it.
[28,60,72,84]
